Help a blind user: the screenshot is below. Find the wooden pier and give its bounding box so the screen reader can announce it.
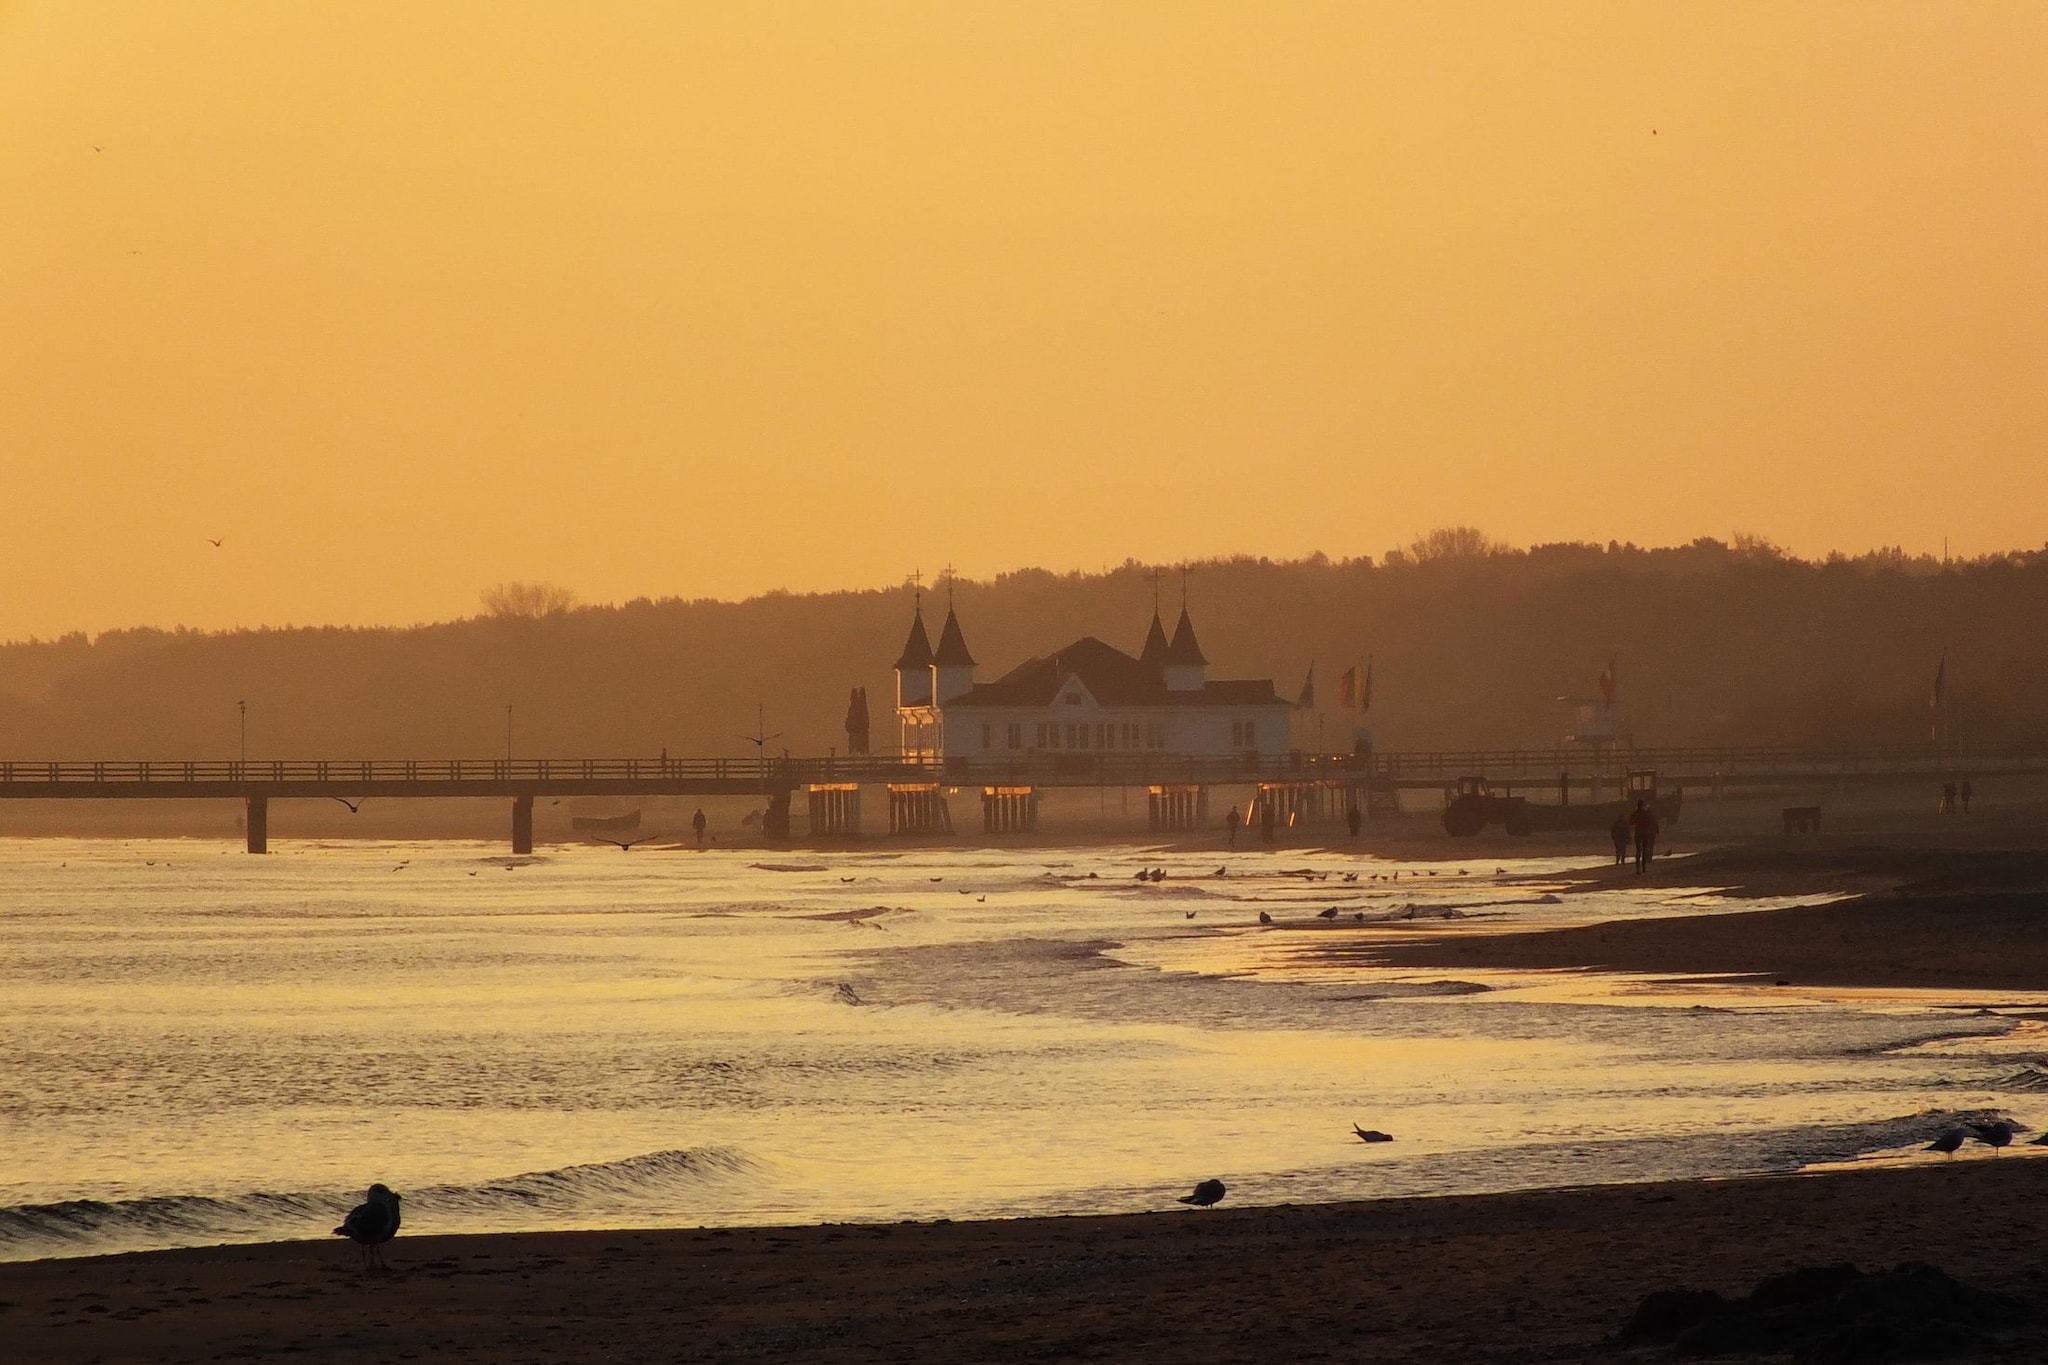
[0,742,2040,850]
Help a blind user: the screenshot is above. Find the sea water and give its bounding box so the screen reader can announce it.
[2,839,2041,1261]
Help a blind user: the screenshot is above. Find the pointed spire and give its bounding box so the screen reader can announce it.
[934,607,975,666]
[894,605,934,670]
[1165,607,1208,666]
[1139,612,1171,669]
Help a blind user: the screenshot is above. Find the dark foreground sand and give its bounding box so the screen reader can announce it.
[7,1162,2048,1364]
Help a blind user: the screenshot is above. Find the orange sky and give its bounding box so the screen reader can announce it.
[3,2,2044,639]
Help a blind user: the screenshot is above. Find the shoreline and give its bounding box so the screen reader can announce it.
[7,1162,2048,1362]
[1341,843,2048,993]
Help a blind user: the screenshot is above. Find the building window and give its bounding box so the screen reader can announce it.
[1007,722,1023,750]
[1035,722,1048,748]
[981,724,992,749]
[1231,720,1258,749]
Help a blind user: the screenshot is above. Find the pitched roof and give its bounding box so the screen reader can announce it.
[933,608,976,666]
[893,608,934,670]
[941,635,1279,709]
[1138,613,1170,669]
[1165,608,1208,666]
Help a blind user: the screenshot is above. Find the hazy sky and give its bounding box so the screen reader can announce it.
[4,2,2044,638]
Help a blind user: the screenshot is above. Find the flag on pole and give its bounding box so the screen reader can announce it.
[1598,656,1618,705]
[1337,664,1358,710]
[1931,654,1947,709]
[1296,662,1316,710]
[1361,657,1373,713]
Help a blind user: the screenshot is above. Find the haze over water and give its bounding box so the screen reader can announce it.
[4,840,2040,1262]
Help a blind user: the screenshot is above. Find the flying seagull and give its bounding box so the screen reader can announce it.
[1353,1124,1394,1143]
[206,537,223,547]
[331,796,362,814]
[593,834,659,851]
[333,1183,402,1270]
[1926,1128,1966,1157]
[1177,1178,1227,1208]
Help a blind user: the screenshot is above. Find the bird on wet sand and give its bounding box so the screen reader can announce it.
[1257,910,1273,925]
[1926,1128,1966,1157]
[1969,1120,2016,1152]
[1318,907,1340,919]
[1177,1179,1227,1207]
[1353,1124,1394,1143]
[334,1183,402,1270]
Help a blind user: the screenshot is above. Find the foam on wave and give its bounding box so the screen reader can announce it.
[0,1146,759,1260]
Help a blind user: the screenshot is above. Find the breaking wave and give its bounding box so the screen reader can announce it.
[0,1147,760,1262]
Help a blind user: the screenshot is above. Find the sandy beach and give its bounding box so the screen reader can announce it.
[1351,843,2048,992]
[6,1160,2048,1364]
[12,828,2048,1362]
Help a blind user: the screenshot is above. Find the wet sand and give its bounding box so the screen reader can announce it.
[6,1161,2047,1363]
[1356,845,2048,992]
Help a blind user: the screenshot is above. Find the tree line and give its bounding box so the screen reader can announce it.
[2,535,2043,760]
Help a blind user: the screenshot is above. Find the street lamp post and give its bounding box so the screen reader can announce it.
[505,704,514,766]
[237,700,247,775]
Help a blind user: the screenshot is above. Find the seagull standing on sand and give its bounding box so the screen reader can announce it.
[1969,1120,2016,1152]
[1926,1128,1966,1157]
[1353,1124,1394,1143]
[334,1183,402,1270]
[1177,1178,1227,1207]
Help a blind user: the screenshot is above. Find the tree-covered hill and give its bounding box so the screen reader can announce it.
[3,537,2042,760]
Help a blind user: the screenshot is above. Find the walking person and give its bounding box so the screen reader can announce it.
[1225,805,1242,848]
[1260,800,1277,844]
[1629,799,1659,874]
[1961,778,1973,814]
[1609,812,1630,867]
[1347,804,1363,843]
[692,808,707,848]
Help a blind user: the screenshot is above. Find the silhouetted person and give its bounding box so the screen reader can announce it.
[1609,813,1629,866]
[1260,801,1276,844]
[1346,804,1362,842]
[692,808,707,847]
[1629,799,1659,873]
[1961,778,1973,813]
[1225,805,1242,848]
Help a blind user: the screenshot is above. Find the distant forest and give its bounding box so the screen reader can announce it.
[3,534,2044,760]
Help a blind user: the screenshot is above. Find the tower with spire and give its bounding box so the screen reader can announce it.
[1163,607,1208,692]
[893,597,934,709]
[932,577,977,705]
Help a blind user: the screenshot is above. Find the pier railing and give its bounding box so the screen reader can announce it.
[1,741,2042,793]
